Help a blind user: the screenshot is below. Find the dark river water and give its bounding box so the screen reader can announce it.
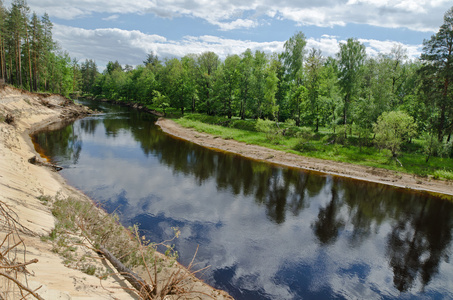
[32,100,453,299]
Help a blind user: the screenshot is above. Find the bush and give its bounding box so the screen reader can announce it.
[373,111,417,157]
[294,139,318,152]
[433,169,453,180]
[256,118,281,144]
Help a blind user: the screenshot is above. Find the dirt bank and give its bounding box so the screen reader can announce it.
[156,118,453,199]
[0,86,231,299]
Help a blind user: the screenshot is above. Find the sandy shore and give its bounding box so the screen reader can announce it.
[0,86,140,299]
[0,86,232,299]
[156,118,453,198]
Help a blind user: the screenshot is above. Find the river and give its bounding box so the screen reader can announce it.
[31,99,453,299]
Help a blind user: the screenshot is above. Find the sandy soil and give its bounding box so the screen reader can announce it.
[156,118,453,198]
[0,86,231,300]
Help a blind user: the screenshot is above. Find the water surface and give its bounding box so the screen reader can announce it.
[32,100,453,299]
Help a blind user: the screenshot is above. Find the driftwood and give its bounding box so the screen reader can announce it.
[5,114,14,125]
[28,156,63,172]
[98,246,154,299]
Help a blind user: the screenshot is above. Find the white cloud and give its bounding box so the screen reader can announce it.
[102,14,120,21]
[4,0,451,32]
[53,24,284,68]
[53,24,422,70]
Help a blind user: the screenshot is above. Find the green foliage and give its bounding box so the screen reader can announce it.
[433,169,453,180]
[255,118,281,144]
[373,111,417,156]
[183,114,257,131]
[152,90,169,115]
[337,38,367,129]
[175,116,453,178]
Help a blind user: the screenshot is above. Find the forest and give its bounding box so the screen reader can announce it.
[1,0,452,176]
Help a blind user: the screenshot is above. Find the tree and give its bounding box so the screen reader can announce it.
[132,66,156,103]
[281,31,307,85]
[0,0,7,81]
[238,49,254,120]
[337,38,367,135]
[105,60,123,75]
[216,54,241,118]
[196,51,219,115]
[263,54,280,121]
[7,0,28,87]
[152,90,169,115]
[40,12,55,90]
[420,6,453,142]
[319,57,341,133]
[373,111,417,160]
[251,50,267,119]
[306,48,324,131]
[291,85,308,126]
[30,12,43,91]
[143,51,160,67]
[80,59,98,94]
[160,58,191,114]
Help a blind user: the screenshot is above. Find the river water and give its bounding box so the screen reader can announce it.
[32,100,453,299]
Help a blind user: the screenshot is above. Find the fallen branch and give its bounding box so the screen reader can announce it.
[98,246,154,299]
[28,156,63,172]
[0,258,38,269]
[0,272,44,300]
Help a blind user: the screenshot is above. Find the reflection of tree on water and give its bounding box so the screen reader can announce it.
[32,122,83,165]
[33,101,453,296]
[312,179,345,244]
[386,197,453,292]
[311,176,453,293]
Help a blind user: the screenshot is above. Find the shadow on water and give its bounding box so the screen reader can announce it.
[32,99,453,299]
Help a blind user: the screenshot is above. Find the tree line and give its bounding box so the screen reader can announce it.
[79,7,452,152]
[1,0,452,157]
[0,0,74,94]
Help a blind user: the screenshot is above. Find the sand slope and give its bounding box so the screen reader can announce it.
[0,86,233,300]
[0,86,138,299]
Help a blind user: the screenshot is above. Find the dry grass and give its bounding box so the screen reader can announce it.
[46,194,226,299]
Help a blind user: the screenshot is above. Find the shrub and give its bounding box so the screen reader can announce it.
[373,111,417,157]
[256,118,281,143]
[433,169,453,180]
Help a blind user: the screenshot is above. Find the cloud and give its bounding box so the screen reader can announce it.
[102,14,120,21]
[4,0,452,32]
[53,24,284,68]
[53,24,422,70]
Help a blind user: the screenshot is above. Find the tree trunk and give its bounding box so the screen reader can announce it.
[98,246,154,299]
[17,38,22,87]
[0,34,4,81]
[24,20,32,91]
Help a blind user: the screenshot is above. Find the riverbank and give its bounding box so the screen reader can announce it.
[156,118,453,199]
[0,86,231,299]
[0,85,139,299]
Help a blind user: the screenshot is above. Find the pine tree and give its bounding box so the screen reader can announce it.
[30,12,42,91]
[0,0,7,82]
[421,6,453,141]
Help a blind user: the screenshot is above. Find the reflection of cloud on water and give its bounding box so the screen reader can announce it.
[66,153,395,298]
[59,124,453,299]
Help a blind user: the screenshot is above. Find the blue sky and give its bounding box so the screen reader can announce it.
[5,0,452,69]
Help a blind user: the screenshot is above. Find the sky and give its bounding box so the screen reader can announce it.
[4,0,452,69]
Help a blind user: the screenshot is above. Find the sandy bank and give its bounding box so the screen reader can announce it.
[0,86,231,299]
[0,85,139,299]
[156,118,453,198]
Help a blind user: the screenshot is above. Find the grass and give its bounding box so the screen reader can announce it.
[433,169,453,180]
[40,193,211,299]
[173,114,453,179]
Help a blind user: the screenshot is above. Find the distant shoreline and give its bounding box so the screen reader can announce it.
[156,118,453,200]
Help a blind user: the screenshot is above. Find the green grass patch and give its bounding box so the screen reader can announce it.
[433,169,453,180]
[173,116,453,178]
